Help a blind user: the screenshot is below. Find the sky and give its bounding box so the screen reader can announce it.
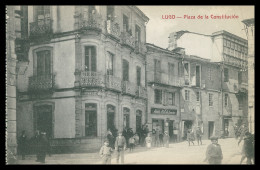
[137,6,254,48]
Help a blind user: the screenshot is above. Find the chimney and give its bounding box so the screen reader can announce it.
[168,30,189,51]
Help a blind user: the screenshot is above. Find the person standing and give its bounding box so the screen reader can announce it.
[196,127,203,145]
[115,131,126,164]
[107,129,115,149]
[204,136,223,164]
[99,140,113,164]
[187,129,195,146]
[145,133,152,149]
[38,132,49,163]
[128,135,135,152]
[163,131,169,148]
[159,132,164,147]
[33,130,41,162]
[239,132,254,164]
[18,130,27,160]
[155,126,160,147]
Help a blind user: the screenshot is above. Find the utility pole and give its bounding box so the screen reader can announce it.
[242,18,254,134]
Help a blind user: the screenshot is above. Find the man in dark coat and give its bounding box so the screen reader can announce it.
[196,127,203,145]
[38,132,49,163]
[18,130,27,160]
[33,130,41,162]
[239,132,254,164]
[106,129,115,149]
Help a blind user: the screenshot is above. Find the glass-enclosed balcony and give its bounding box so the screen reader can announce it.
[106,75,122,92]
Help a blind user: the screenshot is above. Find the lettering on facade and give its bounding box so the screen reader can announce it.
[151,108,177,115]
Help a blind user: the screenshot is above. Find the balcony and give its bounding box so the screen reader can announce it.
[135,41,147,55]
[169,76,185,87]
[137,86,147,99]
[122,81,138,96]
[121,31,135,49]
[106,20,120,40]
[29,74,55,91]
[80,13,103,32]
[29,19,53,38]
[80,71,105,88]
[106,75,122,92]
[238,83,248,93]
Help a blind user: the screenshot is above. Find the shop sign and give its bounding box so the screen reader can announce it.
[151,108,177,115]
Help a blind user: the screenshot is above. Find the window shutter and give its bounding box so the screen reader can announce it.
[91,47,96,72]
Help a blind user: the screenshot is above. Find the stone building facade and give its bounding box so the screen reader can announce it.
[16,6,149,152]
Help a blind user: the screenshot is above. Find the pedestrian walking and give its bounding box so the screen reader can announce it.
[38,132,49,163]
[196,126,203,145]
[204,136,223,164]
[115,131,126,164]
[187,129,195,146]
[106,129,115,149]
[239,132,254,164]
[18,130,27,160]
[99,140,113,164]
[129,135,135,152]
[163,131,169,148]
[145,133,152,149]
[33,130,41,162]
[159,132,164,147]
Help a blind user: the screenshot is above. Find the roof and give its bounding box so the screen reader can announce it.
[211,30,247,43]
[242,18,254,26]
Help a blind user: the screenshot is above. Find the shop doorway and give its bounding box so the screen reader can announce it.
[168,120,174,143]
[182,120,193,140]
[36,105,53,138]
[85,103,97,137]
[208,121,215,139]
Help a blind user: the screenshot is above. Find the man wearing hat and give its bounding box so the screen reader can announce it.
[115,131,126,164]
[99,140,113,164]
[196,126,203,145]
[204,136,223,164]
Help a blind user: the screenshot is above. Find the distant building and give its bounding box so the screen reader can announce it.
[168,30,249,138]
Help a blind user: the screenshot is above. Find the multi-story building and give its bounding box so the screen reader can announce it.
[168,30,248,138]
[16,6,149,152]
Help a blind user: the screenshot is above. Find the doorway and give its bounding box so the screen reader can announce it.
[36,105,53,138]
[85,103,97,137]
[168,120,174,143]
[182,120,193,140]
[136,110,142,132]
[208,121,215,139]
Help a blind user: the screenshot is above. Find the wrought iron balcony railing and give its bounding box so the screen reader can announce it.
[106,20,121,40]
[238,82,248,93]
[80,71,105,88]
[106,75,122,92]
[80,13,103,32]
[168,76,185,87]
[137,85,147,99]
[121,31,135,49]
[122,81,138,96]
[29,74,55,91]
[29,19,53,38]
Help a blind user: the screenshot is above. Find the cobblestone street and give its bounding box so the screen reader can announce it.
[16,138,250,165]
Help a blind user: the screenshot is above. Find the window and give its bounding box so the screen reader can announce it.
[238,97,243,110]
[85,103,97,136]
[106,52,114,75]
[107,6,115,20]
[122,59,129,81]
[224,68,229,82]
[135,25,141,44]
[123,15,129,32]
[184,63,190,85]
[85,46,96,72]
[224,94,228,107]
[36,50,51,76]
[123,107,130,129]
[155,89,162,104]
[209,93,213,106]
[154,59,161,82]
[168,63,175,82]
[238,71,242,84]
[107,105,115,131]
[136,66,141,86]
[35,6,50,23]
[168,92,175,105]
[185,90,190,101]
[208,67,212,81]
[196,91,200,102]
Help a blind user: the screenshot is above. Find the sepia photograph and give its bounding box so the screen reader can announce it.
[6,5,254,164]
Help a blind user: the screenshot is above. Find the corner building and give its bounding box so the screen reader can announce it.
[16,6,149,152]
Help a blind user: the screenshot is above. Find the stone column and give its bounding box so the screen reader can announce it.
[6,6,17,164]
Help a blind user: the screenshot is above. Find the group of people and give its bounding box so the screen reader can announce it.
[17,130,51,163]
[186,126,203,146]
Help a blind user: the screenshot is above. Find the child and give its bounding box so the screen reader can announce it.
[204,136,223,164]
[99,140,113,164]
[145,133,152,149]
[129,136,135,152]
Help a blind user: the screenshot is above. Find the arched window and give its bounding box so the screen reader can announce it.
[123,107,130,129]
[85,103,97,136]
[136,110,142,132]
[107,105,116,131]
